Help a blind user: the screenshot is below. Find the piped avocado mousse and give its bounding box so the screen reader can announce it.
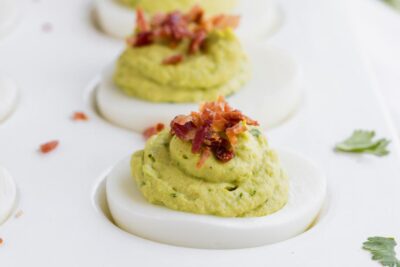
[116,0,237,15]
[131,97,289,217]
[113,6,250,103]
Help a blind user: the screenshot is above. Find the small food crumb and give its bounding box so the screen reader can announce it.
[14,210,23,218]
[0,238,3,245]
[72,111,89,121]
[41,22,53,33]
[39,140,59,154]
[143,123,165,140]
[162,54,184,65]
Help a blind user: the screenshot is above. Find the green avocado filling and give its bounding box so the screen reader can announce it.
[131,128,289,217]
[113,29,250,103]
[116,0,237,14]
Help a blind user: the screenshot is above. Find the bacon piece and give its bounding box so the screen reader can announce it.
[162,54,184,65]
[184,5,204,24]
[196,147,211,168]
[189,29,207,54]
[192,121,211,153]
[72,111,88,121]
[211,138,234,162]
[40,140,59,154]
[136,8,149,32]
[212,15,240,29]
[143,123,165,140]
[226,122,247,145]
[133,31,154,47]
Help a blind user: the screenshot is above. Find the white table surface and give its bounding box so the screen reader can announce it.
[351,0,400,134]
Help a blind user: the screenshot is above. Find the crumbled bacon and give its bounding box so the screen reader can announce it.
[0,238,3,245]
[212,15,241,29]
[136,8,149,32]
[143,123,165,140]
[162,54,184,65]
[197,147,211,168]
[128,6,240,64]
[39,140,59,154]
[72,111,88,121]
[188,29,207,54]
[170,97,258,167]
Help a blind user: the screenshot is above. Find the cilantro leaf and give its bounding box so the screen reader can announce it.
[384,0,400,10]
[363,237,400,267]
[335,130,390,156]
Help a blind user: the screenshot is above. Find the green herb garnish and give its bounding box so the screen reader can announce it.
[335,130,390,156]
[363,237,400,266]
[249,128,262,138]
[384,0,400,10]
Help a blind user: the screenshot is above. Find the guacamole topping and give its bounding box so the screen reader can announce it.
[117,0,236,15]
[113,7,249,103]
[131,98,289,217]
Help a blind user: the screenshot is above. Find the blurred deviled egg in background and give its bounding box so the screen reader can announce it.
[96,7,302,132]
[95,0,281,40]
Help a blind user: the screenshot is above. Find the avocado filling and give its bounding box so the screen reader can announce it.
[131,98,289,217]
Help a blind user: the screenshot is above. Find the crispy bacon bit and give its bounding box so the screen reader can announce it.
[184,5,204,24]
[170,97,258,166]
[197,147,211,168]
[39,140,59,154]
[128,6,240,64]
[0,238,3,245]
[162,54,184,65]
[143,123,165,140]
[72,111,88,121]
[133,31,154,47]
[136,8,149,32]
[212,15,241,29]
[189,29,207,54]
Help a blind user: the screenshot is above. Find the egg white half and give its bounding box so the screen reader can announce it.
[96,45,302,132]
[0,166,17,225]
[106,148,326,249]
[94,0,280,40]
[0,0,19,38]
[0,77,18,122]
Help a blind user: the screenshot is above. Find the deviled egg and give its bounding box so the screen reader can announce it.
[0,76,18,122]
[106,98,326,249]
[0,166,17,225]
[0,0,19,38]
[96,7,302,132]
[95,0,278,40]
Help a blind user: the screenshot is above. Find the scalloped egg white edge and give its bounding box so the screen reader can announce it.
[106,148,327,249]
[0,77,19,122]
[94,0,280,41]
[96,44,302,132]
[0,0,19,38]
[0,166,17,225]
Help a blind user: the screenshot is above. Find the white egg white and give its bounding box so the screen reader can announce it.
[0,166,17,225]
[0,77,18,122]
[0,0,19,38]
[94,0,280,40]
[106,148,327,249]
[96,45,302,132]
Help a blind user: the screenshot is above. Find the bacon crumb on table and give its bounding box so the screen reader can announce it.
[72,111,89,121]
[14,210,23,218]
[39,140,59,154]
[0,238,3,245]
[170,96,258,167]
[143,123,165,140]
